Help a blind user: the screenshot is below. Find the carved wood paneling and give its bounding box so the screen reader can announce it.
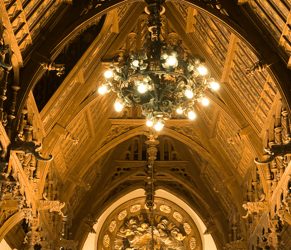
[216,114,244,165]
[61,113,90,165]
[204,164,233,215]
[52,145,67,175]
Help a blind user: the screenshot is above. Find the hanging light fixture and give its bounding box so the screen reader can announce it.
[99,0,219,131]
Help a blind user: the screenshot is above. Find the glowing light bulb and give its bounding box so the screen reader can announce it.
[167,57,177,66]
[188,111,196,120]
[197,66,207,75]
[161,53,168,60]
[104,70,113,78]
[138,83,147,93]
[176,108,183,114]
[114,101,123,112]
[185,89,194,98]
[201,97,209,106]
[210,81,219,90]
[98,85,107,95]
[146,120,153,127]
[132,60,139,67]
[154,122,164,131]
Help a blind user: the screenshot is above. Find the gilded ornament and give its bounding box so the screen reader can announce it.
[190,236,197,249]
[183,223,192,234]
[144,203,156,210]
[109,220,116,233]
[118,209,127,220]
[114,238,124,250]
[115,217,186,250]
[103,234,110,247]
[160,205,171,214]
[130,204,141,213]
[173,212,183,222]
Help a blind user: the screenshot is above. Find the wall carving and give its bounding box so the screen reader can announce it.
[98,197,202,250]
[114,217,186,250]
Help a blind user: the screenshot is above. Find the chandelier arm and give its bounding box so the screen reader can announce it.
[158,84,172,104]
[124,70,189,82]
[100,0,219,130]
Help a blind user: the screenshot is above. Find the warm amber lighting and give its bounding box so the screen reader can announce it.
[114,101,124,112]
[154,122,164,131]
[146,120,153,127]
[176,108,183,114]
[132,60,139,67]
[201,97,209,106]
[185,89,194,98]
[138,83,147,93]
[210,81,219,90]
[188,110,196,120]
[98,85,107,95]
[104,70,113,78]
[197,66,207,75]
[166,56,177,66]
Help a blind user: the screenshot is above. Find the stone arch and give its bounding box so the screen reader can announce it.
[79,125,217,178]
[0,211,24,242]
[79,189,220,250]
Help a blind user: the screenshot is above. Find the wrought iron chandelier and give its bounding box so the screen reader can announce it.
[98,0,219,131]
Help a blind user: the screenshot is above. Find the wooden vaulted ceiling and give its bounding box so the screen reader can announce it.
[6,0,291,249]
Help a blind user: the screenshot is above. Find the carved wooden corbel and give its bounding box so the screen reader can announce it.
[83,213,97,234]
[242,201,268,218]
[254,140,291,164]
[245,60,268,76]
[39,193,66,217]
[0,37,12,70]
[11,141,53,162]
[40,62,65,77]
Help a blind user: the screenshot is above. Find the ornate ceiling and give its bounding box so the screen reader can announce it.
[1,1,291,250]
